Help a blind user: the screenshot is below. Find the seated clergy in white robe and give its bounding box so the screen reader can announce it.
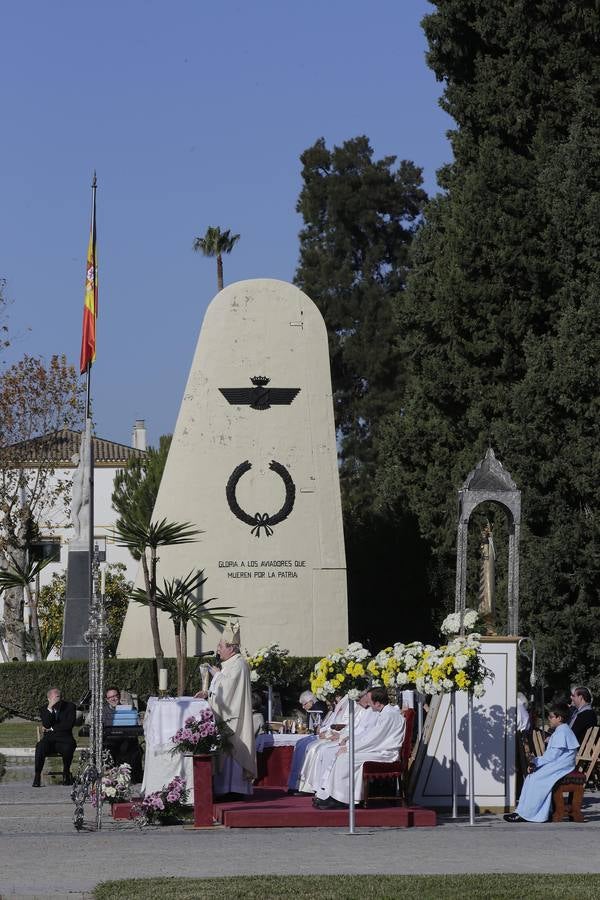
[294,694,350,792]
[195,619,256,798]
[298,691,377,795]
[315,686,405,808]
[287,695,343,791]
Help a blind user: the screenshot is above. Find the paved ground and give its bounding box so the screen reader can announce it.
[2,773,600,897]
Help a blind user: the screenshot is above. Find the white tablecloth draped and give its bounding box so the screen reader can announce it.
[142,696,211,801]
[256,733,311,752]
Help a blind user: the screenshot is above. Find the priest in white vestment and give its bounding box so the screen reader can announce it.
[314,686,405,809]
[195,619,256,798]
[292,694,349,793]
[299,691,377,795]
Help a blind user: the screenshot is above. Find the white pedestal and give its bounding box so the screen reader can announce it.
[410,637,519,812]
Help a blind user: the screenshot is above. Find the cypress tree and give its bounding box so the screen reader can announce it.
[378,3,600,691]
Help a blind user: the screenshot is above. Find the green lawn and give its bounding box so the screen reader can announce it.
[94,874,600,900]
[0,720,38,747]
[0,720,89,748]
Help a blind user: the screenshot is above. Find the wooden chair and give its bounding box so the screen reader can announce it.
[530,728,546,758]
[551,770,586,822]
[576,726,600,785]
[548,727,600,823]
[362,708,415,808]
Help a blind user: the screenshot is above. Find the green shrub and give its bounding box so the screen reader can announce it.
[0,656,320,720]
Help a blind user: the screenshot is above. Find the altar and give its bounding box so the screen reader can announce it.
[255,732,308,788]
[142,696,211,801]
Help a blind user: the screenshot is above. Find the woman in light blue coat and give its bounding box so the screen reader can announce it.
[505,702,579,823]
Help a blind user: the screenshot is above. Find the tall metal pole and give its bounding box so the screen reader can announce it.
[417,692,424,743]
[468,691,475,825]
[72,172,105,831]
[347,698,356,834]
[450,691,458,818]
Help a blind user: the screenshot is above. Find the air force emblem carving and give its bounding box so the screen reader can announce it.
[219,376,300,411]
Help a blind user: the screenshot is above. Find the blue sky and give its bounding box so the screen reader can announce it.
[0,0,452,446]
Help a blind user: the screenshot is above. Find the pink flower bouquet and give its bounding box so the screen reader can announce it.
[136,776,190,825]
[170,709,229,755]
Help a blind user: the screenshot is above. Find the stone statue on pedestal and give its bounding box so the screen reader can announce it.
[70,426,91,549]
[478,521,496,632]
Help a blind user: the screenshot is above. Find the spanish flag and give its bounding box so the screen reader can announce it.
[79,180,98,374]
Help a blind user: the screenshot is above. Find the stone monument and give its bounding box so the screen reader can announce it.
[117,279,348,658]
[62,420,92,659]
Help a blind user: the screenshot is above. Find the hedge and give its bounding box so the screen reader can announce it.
[0,657,319,721]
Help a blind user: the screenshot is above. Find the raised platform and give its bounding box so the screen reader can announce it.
[112,788,437,828]
[213,789,436,829]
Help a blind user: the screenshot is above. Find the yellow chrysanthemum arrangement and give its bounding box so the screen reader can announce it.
[310,642,373,701]
[368,642,437,690]
[413,634,490,696]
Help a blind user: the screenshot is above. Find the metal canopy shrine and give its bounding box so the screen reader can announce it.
[455,448,521,634]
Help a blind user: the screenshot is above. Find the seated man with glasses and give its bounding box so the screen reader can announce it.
[102,686,143,783]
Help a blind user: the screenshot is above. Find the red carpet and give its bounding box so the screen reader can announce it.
[213,788,436,828]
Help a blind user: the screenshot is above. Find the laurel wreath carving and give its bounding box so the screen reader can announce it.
[225,460,296,537]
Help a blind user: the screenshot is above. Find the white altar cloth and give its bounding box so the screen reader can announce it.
[142,696,211,802]
[256,733,310,752]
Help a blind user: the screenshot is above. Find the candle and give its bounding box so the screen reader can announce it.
[158,668,168,691]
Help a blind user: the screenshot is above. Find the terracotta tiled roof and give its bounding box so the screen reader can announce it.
[1,429,146,466]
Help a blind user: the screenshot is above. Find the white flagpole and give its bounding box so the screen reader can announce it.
[347,698,356,834]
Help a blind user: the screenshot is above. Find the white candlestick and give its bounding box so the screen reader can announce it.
[159,668,168,691]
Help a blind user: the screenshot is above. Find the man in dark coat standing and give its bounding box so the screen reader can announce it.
[33,687,77,787]
[569,686,598,744]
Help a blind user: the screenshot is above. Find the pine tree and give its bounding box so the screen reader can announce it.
[295,136,429,648]
[295,135,426,513]
[378,3,600,690]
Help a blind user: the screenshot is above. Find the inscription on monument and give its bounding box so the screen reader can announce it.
[218,559,307,580]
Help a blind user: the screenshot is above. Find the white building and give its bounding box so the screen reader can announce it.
[0,421,147,646]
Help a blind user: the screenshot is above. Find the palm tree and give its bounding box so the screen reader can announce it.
[193,226,240,292]
[112,516,200,671]
[131,570,233,696]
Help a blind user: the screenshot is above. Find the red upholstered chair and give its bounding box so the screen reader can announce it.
[362,708,415,808]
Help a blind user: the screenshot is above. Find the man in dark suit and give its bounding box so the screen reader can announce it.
[569,686,598,744]
[33,687,77,787]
